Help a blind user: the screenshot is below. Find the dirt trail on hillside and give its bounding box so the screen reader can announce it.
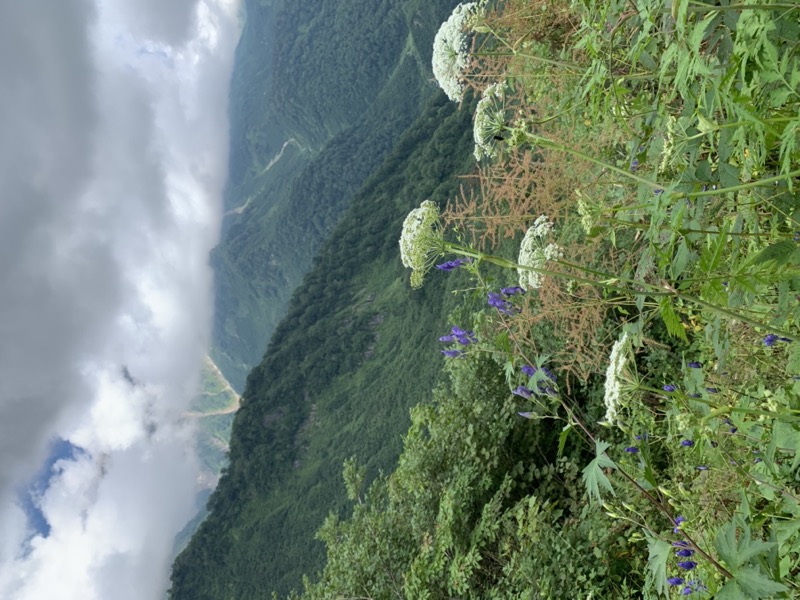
[184,356,241,418]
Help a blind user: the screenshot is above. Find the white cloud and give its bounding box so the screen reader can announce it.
[0,0,240,598]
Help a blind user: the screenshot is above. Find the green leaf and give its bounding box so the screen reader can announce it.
[735,566,789,598]
[558,423,572,457]
[718,162,740,189]
[671,239,693,279]
[658,296,688,341]
[715,580,748,600]
[750,240,798,268]
[774,518,800,546]
[644,532,670,597]
[581,439,616,504]
[503,360,515,385]
[714,517,776,570]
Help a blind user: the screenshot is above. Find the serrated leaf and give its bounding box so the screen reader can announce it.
[774,518,800,546]
[715,580,748,600]
[644,532,670,596]
[719,162,740,189]
[671,239,693,279]
[735,566,789,598]
[714,518,776,570]
[751,240,797,267]
[503,360,515,385]
[659,296,688,341]
[581,439,616,504]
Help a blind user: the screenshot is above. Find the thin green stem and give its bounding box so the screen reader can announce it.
[443,244,797,340]
[687,2,799,11]
[683,169,800,199]
[527,134,664,188]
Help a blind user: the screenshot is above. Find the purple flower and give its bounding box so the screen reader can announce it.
[696,465,709,471]
[675,549,694,557]
[663,384,677,392]
[441,349,463,358]
[672,541,690,548]
[487,292,505,306]
[635,433,649,441]
[630,158,639,172]
[513,385,532,399]
[762,334,792,346]
[436,258,471,271]
[624,446,639,453]
[542,367,557,381]
[517,411,534,419]
[668,577,685,586]
[681,440,695,447]
[687,361,702,368]
[673,515,686,533]
[729,426,737,434]
[677,561,697,571]
[439,335,455,343]
[451,326,466,336]
[681,586,693,595]
[488,292,515,315]
[501,286,525,296]
[521,365,536,377]
[705,387,718,394]
[655,188,664,195]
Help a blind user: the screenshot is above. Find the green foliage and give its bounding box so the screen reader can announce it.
[581,439,617,504]
[645,532,671,597]
[174,1,800,598]
[169,94,476,599]
[211,0,458,389]
[300,354,644,599]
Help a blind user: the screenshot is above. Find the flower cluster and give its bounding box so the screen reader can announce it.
[473,82,508,161]
[665,518,706,594]
[602,331,629,425]
[399,200,442,288]
[432,3,479,103]
[487,286,524,315]
[513,364,558,399]
[517,216,562,290]
[439,326,477,358]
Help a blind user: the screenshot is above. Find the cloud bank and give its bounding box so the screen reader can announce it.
[0,1,239,598]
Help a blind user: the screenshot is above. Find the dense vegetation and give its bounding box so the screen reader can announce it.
[293,0,800,598]
[175,0,800,598]
[211,0,458,390]
[169,95,476,598]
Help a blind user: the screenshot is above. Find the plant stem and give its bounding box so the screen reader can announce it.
[683,169,800,199]
[443,243,797,340]
[686,2,799,12]
[526,134,663,189]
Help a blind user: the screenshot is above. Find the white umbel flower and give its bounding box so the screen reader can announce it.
[473,82,507,161]
[399,200,441,288]
[432,3,478,103]
[602,332,629,425]
[516,216,561,290]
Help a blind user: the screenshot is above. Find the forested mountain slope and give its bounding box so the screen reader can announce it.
[170,93,476,598]
[211,0,459,390]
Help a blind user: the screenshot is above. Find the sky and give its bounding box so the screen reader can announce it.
[0,1,240,598]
